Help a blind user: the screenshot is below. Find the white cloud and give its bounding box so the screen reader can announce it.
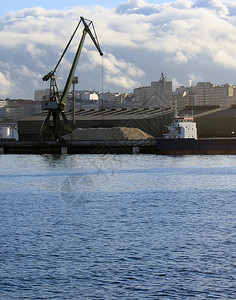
[172,77,183,90]
[193,0,229,17]
[187,73,204,85]
[0,71,11,96]
[26,43,47,59]
[1,0,236,98]
[174,51,189,63]
[116,0,161,15]
[103,53,145,89]
[227,1,236,16]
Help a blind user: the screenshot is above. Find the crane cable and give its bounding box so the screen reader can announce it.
[102,55,104,95]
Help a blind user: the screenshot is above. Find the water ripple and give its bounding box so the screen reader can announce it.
[0,155,235,299]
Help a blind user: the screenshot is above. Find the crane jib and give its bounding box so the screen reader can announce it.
[60,29,87,106]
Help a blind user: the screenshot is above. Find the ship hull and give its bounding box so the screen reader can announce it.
[156,138,236,155]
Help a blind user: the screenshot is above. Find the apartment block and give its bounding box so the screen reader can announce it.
[196,82,235,107]
[175,82,236,108]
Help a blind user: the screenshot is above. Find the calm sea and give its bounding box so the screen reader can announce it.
[0,154,235,299]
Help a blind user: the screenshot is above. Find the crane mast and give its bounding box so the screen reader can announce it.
[40,17,103,141]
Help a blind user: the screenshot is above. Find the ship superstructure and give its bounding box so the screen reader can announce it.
[163,113,197,139]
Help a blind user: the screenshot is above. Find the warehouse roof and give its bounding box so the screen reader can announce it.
[21,105,236,123]
[20,107,175,122]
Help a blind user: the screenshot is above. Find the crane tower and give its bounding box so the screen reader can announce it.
[40,17,103,141]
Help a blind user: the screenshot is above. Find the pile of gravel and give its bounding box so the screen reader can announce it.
[63,127,154,141]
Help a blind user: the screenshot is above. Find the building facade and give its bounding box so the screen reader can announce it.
[194,82,235,107]
[4,99,42,121]
[0,100,7,121]
[133,74,173,108]
[175,82,236,108]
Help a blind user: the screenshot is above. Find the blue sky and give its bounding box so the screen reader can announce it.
[0,0,171,18]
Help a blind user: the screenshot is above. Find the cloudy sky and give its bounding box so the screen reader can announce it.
[1,0,236,99]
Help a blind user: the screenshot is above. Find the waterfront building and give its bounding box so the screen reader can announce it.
[4,99,42,121]
[99,92,124,109]
[0,100,7,121]
[174,82,236,108]
[34,89,50,101]
[133,73,173,108]
[196,82,235,107]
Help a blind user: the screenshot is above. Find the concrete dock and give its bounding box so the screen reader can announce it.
[0,139,156,155]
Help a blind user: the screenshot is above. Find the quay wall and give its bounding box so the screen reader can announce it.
[0,140,156,155]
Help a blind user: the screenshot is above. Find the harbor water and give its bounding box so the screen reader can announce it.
[0,154,235,299]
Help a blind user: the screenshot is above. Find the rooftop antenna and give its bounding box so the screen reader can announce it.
[174,98,178,118]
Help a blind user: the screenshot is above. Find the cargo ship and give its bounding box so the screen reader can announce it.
[156,112,236,154]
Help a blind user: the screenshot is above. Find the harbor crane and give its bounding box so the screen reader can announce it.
[40,17,103,141]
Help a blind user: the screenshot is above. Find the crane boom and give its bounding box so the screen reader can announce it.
[40,17,103,141]
[60,17,103,108]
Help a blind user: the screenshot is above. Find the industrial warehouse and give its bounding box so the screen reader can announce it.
[18,105,236,141]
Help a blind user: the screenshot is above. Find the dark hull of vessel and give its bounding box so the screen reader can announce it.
[156,138,236,155]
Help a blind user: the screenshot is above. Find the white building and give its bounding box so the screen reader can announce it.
[81,92,99,101]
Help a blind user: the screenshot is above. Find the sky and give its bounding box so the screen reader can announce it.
[0,1,171,18]
[1,0,236,99]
